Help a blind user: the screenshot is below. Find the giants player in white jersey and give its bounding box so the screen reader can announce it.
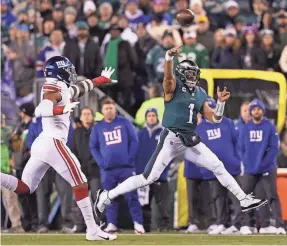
[1,56,117,241]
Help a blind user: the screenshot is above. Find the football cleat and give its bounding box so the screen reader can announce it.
[208,224,225,235]
[86,229,117,241]
[276,227,287,235]
[94,189,111,218]
[221,226,239,234]
[185,224,199,233]
[104,223,118,233]
[134,222,145,234]
[240,193,268,212]
[259,226,278,234]
[240,226,252,235]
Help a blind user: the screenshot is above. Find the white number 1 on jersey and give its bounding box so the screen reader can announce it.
[187,103,194,124]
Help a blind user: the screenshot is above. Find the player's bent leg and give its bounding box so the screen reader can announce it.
[185,143,268,212]
[0,173,29,194]
[95,129,178,218]
[1,156,50,195]
[52,139,116,241]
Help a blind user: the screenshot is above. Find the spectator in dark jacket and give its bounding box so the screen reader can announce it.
[277,13,287,46]
[134,22,157,85]
[52,4,65,32]
[238,26,267,70]
[70,107,100,203]
[135,108,169,232]
[63,6,77,40]
[260,29,282,72]
[259,10,280,43]
[87,13,106,45]
[217,0,240,29]
[196,15,215,55]
[8,25,35,99]
[103,24,137,113]
[211,29,240,69]
[13,103,38,232]
[63,21,102,79]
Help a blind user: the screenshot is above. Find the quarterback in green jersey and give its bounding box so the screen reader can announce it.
[94,46,267,218]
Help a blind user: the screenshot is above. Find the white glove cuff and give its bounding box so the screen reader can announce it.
[165,52,174,61]
[215,100,225,117]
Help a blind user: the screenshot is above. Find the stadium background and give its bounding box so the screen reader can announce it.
[1,0,287,237]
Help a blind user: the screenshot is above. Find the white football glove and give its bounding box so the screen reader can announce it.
[63,102,80,114]
[101,67,117,83]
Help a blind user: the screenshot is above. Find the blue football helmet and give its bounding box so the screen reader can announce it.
[44,56,77,86]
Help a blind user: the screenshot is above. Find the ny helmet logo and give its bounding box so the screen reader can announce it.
[206,128,221,140]
[250,130,263,142]
[103,129,122,145]
[55,60,66,68]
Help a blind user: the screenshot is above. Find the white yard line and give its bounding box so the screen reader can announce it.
[4,245,287,246]
[1,233,286,237]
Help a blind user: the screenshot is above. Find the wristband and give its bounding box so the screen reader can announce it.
[92,76,111,86]
[215,100,225,117]
[53,106,65,115]
[165,52,174,61]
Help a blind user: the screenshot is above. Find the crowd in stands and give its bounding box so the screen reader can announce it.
[1,0,287,111]
[1,0,287,235]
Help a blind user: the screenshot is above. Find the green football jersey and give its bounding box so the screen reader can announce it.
[174,43,209,68]
[162,80,208,133]
[145,45,166,80]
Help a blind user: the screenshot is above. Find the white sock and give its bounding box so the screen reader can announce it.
[1,173,18,191]
[77,197,99,232]
[109,174,148,200]
[214,167,246,201]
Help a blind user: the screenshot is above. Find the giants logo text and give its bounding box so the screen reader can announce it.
[103,129,122,145]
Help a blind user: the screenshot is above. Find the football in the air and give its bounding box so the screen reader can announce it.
[176,9,195,27]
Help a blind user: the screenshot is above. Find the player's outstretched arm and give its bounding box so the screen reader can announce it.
[163,46,181,101]
[203,87,230,124]
[70,67,117,99]
[34,91,79,117]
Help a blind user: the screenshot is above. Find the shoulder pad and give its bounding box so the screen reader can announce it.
[198,86,207,95]
[42,82,62,93]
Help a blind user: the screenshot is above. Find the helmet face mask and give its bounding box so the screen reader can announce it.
[184,70,198,89]
[62,65,77,84]
[175,60,200,90]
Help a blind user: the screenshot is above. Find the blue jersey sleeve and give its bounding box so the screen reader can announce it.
[229,119,241,160]
[125,119,139,161]
[261,124,279,168]
[90,125,104,168]
[26,121,38,149]
[238,125,246,160]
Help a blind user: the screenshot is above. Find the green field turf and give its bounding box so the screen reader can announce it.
[1,233,287,245]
